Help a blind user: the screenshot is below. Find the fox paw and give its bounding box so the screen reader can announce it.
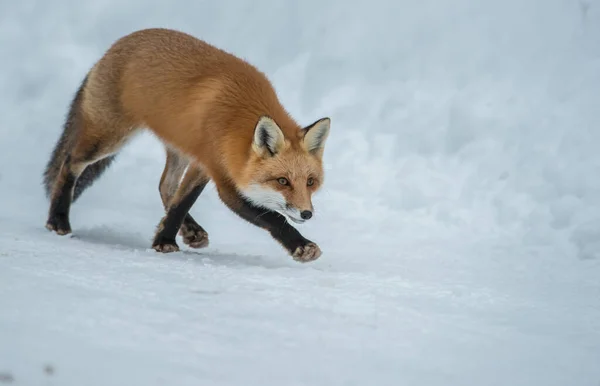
[45,214,71,236]
[292,242,322,263]
[152,237,180,253]
[179,223,209,249]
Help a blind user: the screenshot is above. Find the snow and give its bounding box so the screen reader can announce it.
[1,0,600,385]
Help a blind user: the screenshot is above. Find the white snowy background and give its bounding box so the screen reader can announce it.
[1,0,599,385]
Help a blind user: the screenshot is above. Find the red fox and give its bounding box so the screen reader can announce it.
[43,28,331,262]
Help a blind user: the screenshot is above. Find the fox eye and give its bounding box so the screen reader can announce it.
[277,177,289,186]
[307,177,315,186]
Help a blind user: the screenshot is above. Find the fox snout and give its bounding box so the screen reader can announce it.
[239,183,316,224]
[282,203,314,224]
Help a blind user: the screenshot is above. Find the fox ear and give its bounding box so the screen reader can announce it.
[302,117,330,155]
[253,116,285,157]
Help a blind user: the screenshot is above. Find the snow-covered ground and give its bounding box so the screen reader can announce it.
[1,0,600,385]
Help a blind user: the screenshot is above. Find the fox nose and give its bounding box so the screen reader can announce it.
[300,210,313,220]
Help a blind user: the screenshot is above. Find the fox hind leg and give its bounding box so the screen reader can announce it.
[46,138,122,235]
[45,154,81,235]
[46,122,132,235]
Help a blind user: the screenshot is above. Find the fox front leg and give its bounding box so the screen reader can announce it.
[217,184,321,262]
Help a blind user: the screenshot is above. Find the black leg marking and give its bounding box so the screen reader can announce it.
[152,184,205,253]
[46,165,76,235]
[218,185,321,262]
[239,198,312,254]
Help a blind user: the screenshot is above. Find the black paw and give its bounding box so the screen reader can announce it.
[45,213,71,235]
[179,222,209,249]
[152,236,180,253]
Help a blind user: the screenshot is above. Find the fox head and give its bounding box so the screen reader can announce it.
[239,115,331,224]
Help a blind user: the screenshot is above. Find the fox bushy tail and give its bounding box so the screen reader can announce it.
[42,74,116,202]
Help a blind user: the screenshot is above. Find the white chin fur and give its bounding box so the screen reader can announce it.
[240,184,305,224]
[240,184,287,212]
